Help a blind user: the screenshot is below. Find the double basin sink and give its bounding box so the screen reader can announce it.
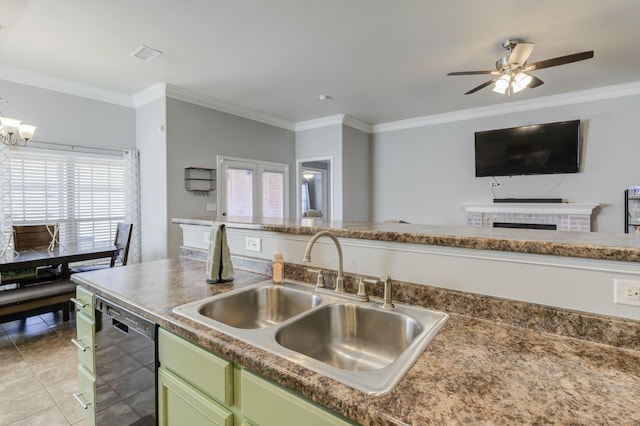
[173,280,448,395]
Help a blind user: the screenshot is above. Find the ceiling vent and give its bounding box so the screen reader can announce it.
[130,45,163,62]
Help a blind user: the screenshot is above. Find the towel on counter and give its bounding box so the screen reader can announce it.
[206,223,234,284]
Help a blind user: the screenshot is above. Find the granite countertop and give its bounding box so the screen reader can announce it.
[173,216,640,263]
[72,258,640,425]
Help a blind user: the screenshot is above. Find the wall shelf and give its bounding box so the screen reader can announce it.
[185,167,216,196]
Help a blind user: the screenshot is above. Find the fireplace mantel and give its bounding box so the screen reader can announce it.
[462,203,599,232]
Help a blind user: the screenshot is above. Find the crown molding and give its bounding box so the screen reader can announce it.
[295,114,345,131]
[343,115,372,133]
[371,81,640,133]
[164,84,295,131]
[0,65,134,107]
[295,113,372,133]
[132,83,166,107]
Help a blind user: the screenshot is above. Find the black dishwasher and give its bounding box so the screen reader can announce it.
[94,295,157,426]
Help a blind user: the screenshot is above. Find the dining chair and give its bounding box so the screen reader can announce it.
[13,224,58,250]
[71,222,133,273]
[11,224,61,281]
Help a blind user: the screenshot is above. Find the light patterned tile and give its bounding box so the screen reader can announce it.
[0,366,44,399]
[8,404,70,426]
[0,357,30,378]
[19,335,76,366]
[32,354,78,387]
[8,325,58,348]
[46,376,86,425]
[0,386,56,425]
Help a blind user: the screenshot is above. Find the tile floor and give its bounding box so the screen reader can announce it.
[0,311,88,426]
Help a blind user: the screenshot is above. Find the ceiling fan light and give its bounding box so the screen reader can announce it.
[492,85,507,94]
[514,72,532,89]
[494,75,511,90]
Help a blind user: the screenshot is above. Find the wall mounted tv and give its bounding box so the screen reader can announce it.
[475,120,581,177]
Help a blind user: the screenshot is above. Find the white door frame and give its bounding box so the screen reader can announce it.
[296,156,333,220]
[217,155,289,219]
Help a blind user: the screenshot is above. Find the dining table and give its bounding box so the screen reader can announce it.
[0,242,120,281]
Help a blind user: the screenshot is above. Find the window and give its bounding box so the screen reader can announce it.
[8,148,126,246]
[218,156,288,219]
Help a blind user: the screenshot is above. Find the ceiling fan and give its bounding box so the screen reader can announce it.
[447,39,594,95]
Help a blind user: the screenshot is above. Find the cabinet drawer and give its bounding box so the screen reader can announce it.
[74,312,95,372]
[158,367,233,426]
[75,365,96,426]
[240,369,354,426]
[158,328,232,405]
[72,286,94,317]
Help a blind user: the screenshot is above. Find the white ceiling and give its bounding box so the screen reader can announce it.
[1,0,639,126]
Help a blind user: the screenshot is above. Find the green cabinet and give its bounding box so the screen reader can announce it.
[158,367,233,426]
[158,328,235,425]
[72,287,97,426]
[158,328,354,426]
[240,369,353,426]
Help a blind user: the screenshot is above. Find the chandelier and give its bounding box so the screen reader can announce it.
[0,98,36,146]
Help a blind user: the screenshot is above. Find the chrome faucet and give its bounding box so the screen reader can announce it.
[303,231,345,293]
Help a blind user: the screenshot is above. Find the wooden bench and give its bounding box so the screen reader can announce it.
[0,280,77,323]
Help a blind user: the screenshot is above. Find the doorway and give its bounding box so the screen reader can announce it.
[296,158,332,220]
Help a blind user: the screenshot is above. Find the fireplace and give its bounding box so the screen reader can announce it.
[463,203,599,232]
[493,222,557,230]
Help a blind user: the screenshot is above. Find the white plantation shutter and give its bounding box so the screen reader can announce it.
[9,148,125,247]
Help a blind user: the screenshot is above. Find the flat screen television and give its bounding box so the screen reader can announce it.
[475,120,581,177]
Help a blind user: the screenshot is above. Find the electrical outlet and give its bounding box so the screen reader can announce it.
[626,286,640,300]
[490,181,502,189]
[245,237,262,252]
[614,279,640,306]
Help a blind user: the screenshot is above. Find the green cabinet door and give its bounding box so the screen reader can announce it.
[158,367,233,426]
[240,369,354,426]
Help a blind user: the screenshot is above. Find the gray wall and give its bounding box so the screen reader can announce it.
[0,80,135,150]
[166,98,295,258]
[295,124,371,222]
[371,93,640,233]
[295,124,343,219]
[137,98,168,261]
[342,125,370,222]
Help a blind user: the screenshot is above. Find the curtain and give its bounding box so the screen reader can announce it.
[123,149,141,264]
[0,143,13,256]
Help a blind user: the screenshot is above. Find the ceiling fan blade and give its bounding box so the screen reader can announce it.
[525,50,594,71]
[464,78,497,95]
[447,70,497,76]
[508,42,535,65]
[528,75,544,88]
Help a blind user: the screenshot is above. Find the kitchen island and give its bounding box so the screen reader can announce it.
[72,253,640,425]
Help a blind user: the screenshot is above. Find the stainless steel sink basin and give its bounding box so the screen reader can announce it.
[173,279,449,395]
[275,304,423,371]
[197,286,321,329]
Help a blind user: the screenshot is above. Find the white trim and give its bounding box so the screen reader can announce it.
[342,115,372,133]
[217,155,290,219]
[372,81,640,133]
[296,156,333,220]
[295,114,372,133]
[132,83,166,108]
[462,203,599,215]
[295,114,345,131]
[165,84,295,131]
[2,63,639,135]
[0,65,133,107]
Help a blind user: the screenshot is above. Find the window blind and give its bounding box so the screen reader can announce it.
[8,148,125,246]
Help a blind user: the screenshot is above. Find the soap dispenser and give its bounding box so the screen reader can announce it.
[272,250,284,284]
